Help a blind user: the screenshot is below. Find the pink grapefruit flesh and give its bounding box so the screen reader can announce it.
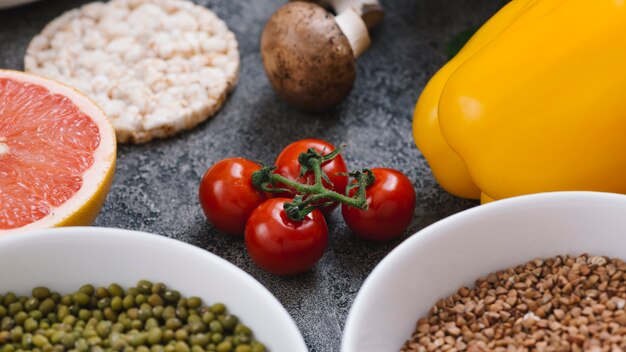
[0,70,116,232]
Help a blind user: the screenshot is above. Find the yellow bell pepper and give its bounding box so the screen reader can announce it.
[413,0,626,203]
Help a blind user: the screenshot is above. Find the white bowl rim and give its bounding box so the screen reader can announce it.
[341,191,626,351]
[0,226,308,352]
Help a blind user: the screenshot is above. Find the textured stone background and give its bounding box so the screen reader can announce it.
[0,0,507,350]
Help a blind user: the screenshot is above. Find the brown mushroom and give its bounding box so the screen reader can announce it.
[261,2,371,112]
[291,0,384,29]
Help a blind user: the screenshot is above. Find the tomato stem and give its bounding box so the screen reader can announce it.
[252,147,374,221]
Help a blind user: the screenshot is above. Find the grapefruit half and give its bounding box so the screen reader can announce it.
[0,70,116,233]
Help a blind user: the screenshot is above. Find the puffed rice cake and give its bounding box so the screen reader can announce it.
[25,0,240,143]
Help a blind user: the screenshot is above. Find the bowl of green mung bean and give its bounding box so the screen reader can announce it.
[342,192,626,352]
[0,227,308,352]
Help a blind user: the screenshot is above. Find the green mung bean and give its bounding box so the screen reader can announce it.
[31,288,50,300]
[0,282,265,351]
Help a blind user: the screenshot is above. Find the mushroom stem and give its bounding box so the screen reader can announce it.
[327,0,384,29]
[335,8,371,58]
[293,0,384,29]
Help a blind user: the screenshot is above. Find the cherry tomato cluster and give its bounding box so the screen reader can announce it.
[198,139,416,275]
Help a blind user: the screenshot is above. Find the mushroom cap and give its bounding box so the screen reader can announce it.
[288,0,384,29]
[261,2,356,112]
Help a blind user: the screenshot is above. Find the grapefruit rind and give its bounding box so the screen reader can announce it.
[0,69,116,234]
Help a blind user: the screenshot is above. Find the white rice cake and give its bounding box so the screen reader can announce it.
[25,0,240,144]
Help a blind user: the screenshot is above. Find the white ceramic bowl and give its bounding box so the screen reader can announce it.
[0,227,308,352]
[342,192,626,352]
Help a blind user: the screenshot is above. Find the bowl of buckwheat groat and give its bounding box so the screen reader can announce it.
[343,192,626,352]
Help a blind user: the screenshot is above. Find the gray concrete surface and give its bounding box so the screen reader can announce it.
[0,0,507,350]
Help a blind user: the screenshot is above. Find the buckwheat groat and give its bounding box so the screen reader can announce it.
[25,0,239,143]
[403,254,626,352]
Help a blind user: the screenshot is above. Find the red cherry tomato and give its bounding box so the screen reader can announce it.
[245,198,328,275]
[199,158,266,236]
[342,168,416,241]
[274,139,348,214]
